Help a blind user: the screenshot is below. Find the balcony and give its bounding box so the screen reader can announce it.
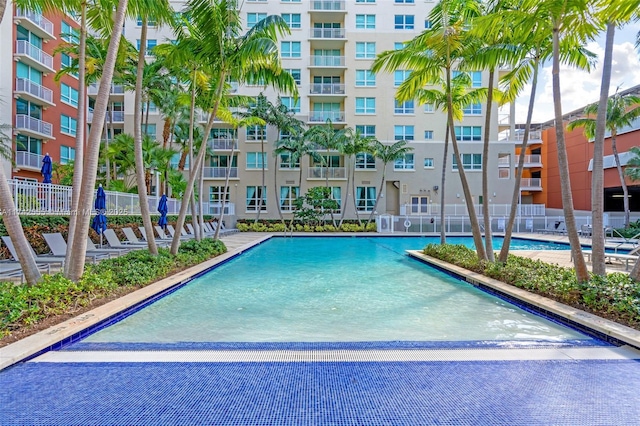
[14,9,55,40]
[514,129,542,144]
[14,40,54,73]
[87,83,125,96]
[15,78,54,107]
[308,111,345,124]
[518,154,543,168]
[14,151,43,171]
[203,167,238,179]
[15,114,54,139]
[310,83,345,96]
[309,55,346,68]
[310,1,346,11]
[208,138,238,151]
[520,178,542,191]
[307,166,346,179]
[88,108,125,123]
[309,28,346,39]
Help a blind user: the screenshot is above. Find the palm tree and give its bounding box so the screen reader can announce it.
[341,128,376,226]
[568,90,640,229]
[368,140,413,224]
[167,0,296,254]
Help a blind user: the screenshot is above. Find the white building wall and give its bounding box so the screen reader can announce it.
[0,1,14,178]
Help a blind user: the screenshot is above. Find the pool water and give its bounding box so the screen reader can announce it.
[83,237,586,345]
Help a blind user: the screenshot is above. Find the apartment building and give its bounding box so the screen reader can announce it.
[0,1,82,182]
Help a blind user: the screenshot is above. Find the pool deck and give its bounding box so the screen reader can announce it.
[3,232,640,425]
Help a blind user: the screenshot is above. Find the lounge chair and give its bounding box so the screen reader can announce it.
[538,221,562,234]
[166,224,192,240]
[582,246,640,271]
[42,233,113,263]
[187,223,215,237]
[0,262,50,282]
[152,226,173,241]
[553,222,568,235]
[103,229,146,250]
[124,227,169,247]
[86,237,130,257]
[1,236,66,268]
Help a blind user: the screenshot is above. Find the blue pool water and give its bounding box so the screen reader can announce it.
[82,237,586,345]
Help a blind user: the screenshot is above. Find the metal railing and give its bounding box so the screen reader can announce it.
[15,78,54,104]
[309,28,346,39]
[208,138,238,150]
[15,40,54,70]
[310,0,346,11]
[401,203,546,217]
[88,109,124,123]
[310,56,345,67]
[208,203,236,216]
[87,83,125,95]
[15,151,43,169]
[308,111,346,123]
[520,178,542,189]
[15,9,55,37]
[307,166,346,179]
[203,167,239,179]
[15,114,53,138]
[310,83,346,95]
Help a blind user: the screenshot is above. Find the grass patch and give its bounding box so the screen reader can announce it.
[423,243,640,330]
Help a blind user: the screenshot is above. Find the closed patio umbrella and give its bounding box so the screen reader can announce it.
[41,153,52,184]
[91,185,107,247]
[157,194,168,229]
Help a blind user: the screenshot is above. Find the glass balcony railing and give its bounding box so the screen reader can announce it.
[15,40,54,71]
[14,151,43,169]
[307,166,346,179]
[15,78,54,105]
[308,111,345,123]
[14,9,55,39]
[310,1,346,11]
[15,114,53,138]
[310,83,345,95]
[203,167,238,179]
[309,28,346,39]
[309,55,345,67]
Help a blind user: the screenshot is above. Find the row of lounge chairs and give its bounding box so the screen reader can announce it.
[0,221,233,281]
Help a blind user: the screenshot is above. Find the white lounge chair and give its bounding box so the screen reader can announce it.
[103,229,146,250]
[42,233,113,263]
[1,236,66,268]
[582,246,640,271]
[126,227,170,247]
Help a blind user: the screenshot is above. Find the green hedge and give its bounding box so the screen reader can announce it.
[423,243,640,329]
[0,238,226,339]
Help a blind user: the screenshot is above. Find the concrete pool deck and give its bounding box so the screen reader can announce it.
[1,231,639,372]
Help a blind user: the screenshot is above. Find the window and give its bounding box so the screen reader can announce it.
[60,115,77,136]
[356,0,375,2]
[281,97,300,113]
[453,70,482,87]
[424,130,434,140]
[246,125,267,141]
[424,157,434,168]
[60,53,78,78]
[171,153,188,170]
[355,152,376,169]
[498,153,510,179]
[60,83,79,107]
[452,153,482,170]
[60,145,75,164]
[355,42,376,59]
[209,186,230,203]
[142,123,156,137]
[356,187,376,211]
[424,19,432,29]
[281,41,301,58]
[246,186,267,211]
[394,70,411,87]
[282,0,301,2]
[281,13,301,29]
[285,69,301,85]
[355,125,375,138]
[394,99,414,114]
[394,125,414,140]
[142,102,157,113]
[424,103,435,113]
[247,13,267,28]
[356,14,376,29]
[61,21,78,43]
[136,39,157,53]
[411,196,430,214]
[280,186,299,211]
[355,70,376,86]
[394,42,406,50]
[331,187,342,211]
[454,126,482,141]
[16,134,42,154]
[395,0,414,2]
[16,99,42,119]
[394,15,414,29]
[16,63,42,85]
[394,154,414,170]
[499,169,510,179]
[137,16,157,26]
[279,153,300,169]
[355,97,376,114]
[463,103,482,115]
[246,152,267,169]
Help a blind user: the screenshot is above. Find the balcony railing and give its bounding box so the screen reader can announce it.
[15,78,54,105]
[498,157,510,167]
[309,28,346,39]
[308,111,345,123]
[400,203,546,217]
[14,9,55,39]
[15,114,53,138]
[15,40,54,71]
[520,154,542,167]
[307,166,346,179]
[309,55,345,67]
[310,83,345,95]
[520,178,542,189]
[515,129,542,142]
[88,109,125,123]
[203,167,238,179]
[208,202,236,216]
[87,83,125,95]
[208,138,238,150]
[15,151,43,170]
[310,0,346,11]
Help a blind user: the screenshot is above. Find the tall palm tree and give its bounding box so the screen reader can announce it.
[168,0,297,254]
[368,140,413,224]
[568,91,640,228]
[341,128,376,226]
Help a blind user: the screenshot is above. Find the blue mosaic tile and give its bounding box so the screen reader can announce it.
[2,360,640,425]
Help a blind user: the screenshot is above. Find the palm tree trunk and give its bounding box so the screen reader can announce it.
[255,138,265,223]
[551,21,588,282]
[190,190,200,240]
[611,133,630,228]
[482,69,495,261]
[589,22,615,276]
[66,0,128,282]
[274,156,284,223]
[64,2,87,275]
[0,171,41,284]
[104,104,111,187]
[352,156,361,226]
[198,163,205,238]
[499,59,539,263]
[339,155,350,226]
[439,120,450,244]
[133,18,158,255]
[368,169,385,223]
[215,145,236,240]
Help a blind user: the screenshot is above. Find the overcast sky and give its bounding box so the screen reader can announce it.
[512,23,640,124]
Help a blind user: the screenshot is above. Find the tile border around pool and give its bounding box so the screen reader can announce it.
[0,234,273,371]
[406,250,640,350]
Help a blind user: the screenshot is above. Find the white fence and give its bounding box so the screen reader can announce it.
[400,203,546,217]
[6,179,235,217]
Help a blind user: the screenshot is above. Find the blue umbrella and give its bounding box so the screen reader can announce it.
[92,185,107,247]
[157,194,168,228]
[41,153,52,184]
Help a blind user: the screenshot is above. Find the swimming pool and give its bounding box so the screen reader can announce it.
[79,237,589,347]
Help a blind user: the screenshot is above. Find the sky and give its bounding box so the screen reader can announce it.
[512,23,640,123]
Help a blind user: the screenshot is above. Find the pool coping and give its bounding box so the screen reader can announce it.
[0,234,273,371]
[406,250,640,350]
